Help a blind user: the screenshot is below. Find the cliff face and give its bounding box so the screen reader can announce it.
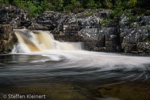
[0,4,150,54]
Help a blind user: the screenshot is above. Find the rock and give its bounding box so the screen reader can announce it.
[105,35,119,51]
[0,4,30,28]
[119,14,130,32]
[0,24,17,53]
[140,16,150,26]
[78,27,119,51]
[137,42,150,54]
[1,4,150,54]
[122,43,136,53]
[121,26,150,53]
[31,11,68,30]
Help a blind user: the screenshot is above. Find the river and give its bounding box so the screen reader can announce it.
[0,29,150,100]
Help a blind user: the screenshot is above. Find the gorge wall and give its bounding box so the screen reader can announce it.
[1,4,150,54]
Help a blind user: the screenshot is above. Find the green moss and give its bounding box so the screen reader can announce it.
[143,39,150,42]
[128,16,137,23]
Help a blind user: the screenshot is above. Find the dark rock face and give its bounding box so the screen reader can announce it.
[0,24,17,53]
[0,4,31,28]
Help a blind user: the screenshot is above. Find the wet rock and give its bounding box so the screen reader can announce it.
[0,24,17,53]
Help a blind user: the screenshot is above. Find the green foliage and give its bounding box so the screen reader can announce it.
[111,0,124,19]
[53,0,64,11]
[71,0,81,8]
[41,0,54,11]
[26,1,39,17]
[64,0,81,12]
[64,4,74,11]
[103,18,110,26]
[127,0,137,8]
[104,0,112,9]
[128,16,137,23]
[0,0,149,17]
[86,0,97,9]
[0,0,9,4]
[143,39,150,42]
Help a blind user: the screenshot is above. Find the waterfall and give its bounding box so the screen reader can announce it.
[12,29,83,53]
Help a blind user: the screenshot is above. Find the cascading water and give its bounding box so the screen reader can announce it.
[10,29,150,81]
[1,29,150,100]
[12,29,83,53]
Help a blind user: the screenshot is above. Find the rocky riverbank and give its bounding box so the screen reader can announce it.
[0,4,150,54]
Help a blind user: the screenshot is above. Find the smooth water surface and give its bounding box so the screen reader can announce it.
[0,51,150,100]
